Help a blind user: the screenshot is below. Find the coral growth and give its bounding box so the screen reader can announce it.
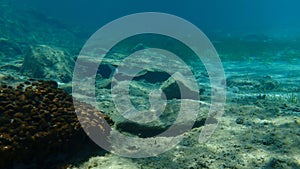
[0,80,113,168]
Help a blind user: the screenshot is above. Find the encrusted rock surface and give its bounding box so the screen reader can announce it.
[114,99,210,138]
[21,45,75,83]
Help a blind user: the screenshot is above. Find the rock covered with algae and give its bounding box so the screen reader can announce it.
[21,45,75,83]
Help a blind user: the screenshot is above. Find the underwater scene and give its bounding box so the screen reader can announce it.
[0,0,300,169]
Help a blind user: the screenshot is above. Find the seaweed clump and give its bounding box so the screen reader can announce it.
[0,80,113,169]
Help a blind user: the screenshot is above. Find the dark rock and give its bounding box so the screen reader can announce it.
[263,157,282,169]
[97,64,116,78]
[160,72,201,100]
[235,117,244,124]
[133,71,171,83]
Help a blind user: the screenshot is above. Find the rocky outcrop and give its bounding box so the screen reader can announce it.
[227,75,280,92]
[115,99,210,138]
[21,45,75,83]
[160,72,204,100]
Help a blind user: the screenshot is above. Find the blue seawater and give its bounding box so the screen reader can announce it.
[0,1,300,169]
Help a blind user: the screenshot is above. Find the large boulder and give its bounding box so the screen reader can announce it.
[160,72,204,100]
[21,45,74,83]
[115,99,211,138]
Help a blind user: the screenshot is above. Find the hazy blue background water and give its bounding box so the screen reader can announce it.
[1,1,299,168]
[14,0,300,38]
